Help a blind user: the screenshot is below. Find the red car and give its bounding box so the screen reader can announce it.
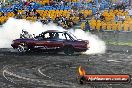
[11,30,89,55]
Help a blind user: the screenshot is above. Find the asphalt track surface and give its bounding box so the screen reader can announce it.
[0,48,132,88]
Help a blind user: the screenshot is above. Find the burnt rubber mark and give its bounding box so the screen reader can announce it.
[2,63,79,88]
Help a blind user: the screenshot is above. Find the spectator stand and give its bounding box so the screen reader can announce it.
[0,0,131,33]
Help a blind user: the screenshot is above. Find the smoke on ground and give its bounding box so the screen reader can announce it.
[0,18,106,54]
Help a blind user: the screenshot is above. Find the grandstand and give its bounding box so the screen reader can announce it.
[0,0,131,31]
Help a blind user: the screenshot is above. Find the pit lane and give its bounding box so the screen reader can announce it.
[0,48,132,88]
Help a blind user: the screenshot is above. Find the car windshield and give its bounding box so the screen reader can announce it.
[67,32,78,40]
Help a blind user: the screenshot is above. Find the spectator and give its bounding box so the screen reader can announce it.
[30,1,35,6]
[36,12,40,19]
[60,0,64,5]
[114,14,118,22]
[17,12,23,19]
[119,15,125,21]
[85,21,90,31]
[24,1,30,6]
[128,7,132,17]
[95,12,100,20]
[0,2,2,8]
[13,7,18,16]
[1,11,5,16]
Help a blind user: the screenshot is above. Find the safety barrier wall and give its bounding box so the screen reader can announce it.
[95,31,132,52]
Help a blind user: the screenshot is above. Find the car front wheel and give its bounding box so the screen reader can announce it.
[17,45,28,53]
[64,46,74,55]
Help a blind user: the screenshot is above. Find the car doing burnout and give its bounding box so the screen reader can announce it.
[11,30,89,55]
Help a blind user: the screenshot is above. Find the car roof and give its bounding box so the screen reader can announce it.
[44,30,67,33]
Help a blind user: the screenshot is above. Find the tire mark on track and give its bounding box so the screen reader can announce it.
[2,64,77,88]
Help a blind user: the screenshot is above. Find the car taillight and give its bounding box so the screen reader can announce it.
[12,41,14,44]
[87,41,89,44]
[85,41,89,48]
[85,40,89,44]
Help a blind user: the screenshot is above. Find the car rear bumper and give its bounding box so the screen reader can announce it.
[11,44,18,49]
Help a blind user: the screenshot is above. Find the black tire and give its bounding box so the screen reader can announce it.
[17,44,28,53]
[64,46,74,55]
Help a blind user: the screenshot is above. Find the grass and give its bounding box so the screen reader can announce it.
[105,41,132,46]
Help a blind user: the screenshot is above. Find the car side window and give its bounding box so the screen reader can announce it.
[65,33,71,40]
[59,33,66,40]
[37,32,73,40]
[44,33,50,39]
[44,33,59,40]
[42,33,54,40]
[54,33,59,39]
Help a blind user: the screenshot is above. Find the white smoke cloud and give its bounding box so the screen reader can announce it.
[0,18,64,48]
[0,18,106,54]
[71,29,106,54]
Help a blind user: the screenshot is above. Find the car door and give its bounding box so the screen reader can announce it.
[45,32,64,49]
[34,37,47,48]
[33,32,49,48]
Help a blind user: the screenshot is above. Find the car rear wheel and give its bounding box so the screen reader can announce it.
[64,46,74,55]
[17,44,28,53]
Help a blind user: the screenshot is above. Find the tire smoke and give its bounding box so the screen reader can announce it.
[70,29,106,54]
[0,18,64,48]
[0,18,106,54]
